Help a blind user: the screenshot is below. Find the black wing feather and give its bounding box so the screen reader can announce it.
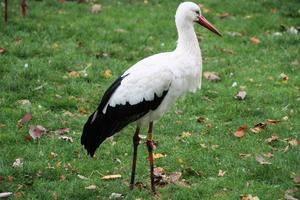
[81,75,169,157]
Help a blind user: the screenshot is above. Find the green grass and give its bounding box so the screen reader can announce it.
[1,0,299,199]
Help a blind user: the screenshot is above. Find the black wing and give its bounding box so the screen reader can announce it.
[81,75,169,157]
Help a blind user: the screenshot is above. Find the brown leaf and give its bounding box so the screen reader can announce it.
[53,192,58,200]
[288,139,299,146]
[0,48,6,54]
[0,123,5,128]
[153,153,166,159]
[218,12,231,19]
[240,194,260,200]
[203,71,221,81]
[103,69,112,78]
[250,123,267,133]
[217,170,226,177]
[293,176,300,184]
[59,175,66,181]
[263,152,273,158]
[235,90,247,100]
[196,116,206,123]
[68,71,80,78]
[239,153,251,159]
[256,155,271,165]
[250,37,260,44]
[17,112,32,128]
[78,107,87,114]
[266,119,280,125]
[266,134,278,143]
[234,125,248,138]
[29,125,46,139]
[101,174,122,180]
[7,176,14,182]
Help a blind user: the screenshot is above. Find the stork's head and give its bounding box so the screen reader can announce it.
[175,2,221,36]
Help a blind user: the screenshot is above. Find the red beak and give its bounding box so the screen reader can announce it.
[197,16,222,37]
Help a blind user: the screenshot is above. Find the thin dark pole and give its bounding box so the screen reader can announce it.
[4,0,8,22]
[21,0,26,17]
[130,126,140,189]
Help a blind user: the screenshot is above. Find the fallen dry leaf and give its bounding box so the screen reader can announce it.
[280,73,289,82]
[234,125,248,138]
[85,184,97,190]
[17,99,31,106]
[293,176,300,184]
[17,112,32,128]
[0,123,5,128]
[78,174,88,180]
[109,193,124,199]
[196,116,206,123]
[68,71,80,78]
[256,155,271,165]
[58,136,73,143]
[59,175,66,181]
[78,107,87,114]
[250,37,261,44]
[266,119,280,125]
[203,71,221,81]
[288,139,299,146]
[53,192,58,200]
[181,131,192,138]
[29,125,46,139]
[235,90,247,100]
[284,194,298,200]
[103,69,113,78]
[101,174,122,180]
[266,134,279,143]
[218,170,226,177]
[240,194,260,200]
[218,12,231,19]
[250,123,267,133]
[91,4,102,14]
[263,152,273,158]
[239,153,251,159]
[114,28,128,33]
[49,152,58,159]
[12,158,23,168]
[0,48,6,54]
[153,153,166,159]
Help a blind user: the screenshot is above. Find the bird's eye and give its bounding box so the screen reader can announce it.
[195,10,200,15]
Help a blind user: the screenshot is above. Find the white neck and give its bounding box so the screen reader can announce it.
[174,22,201,57]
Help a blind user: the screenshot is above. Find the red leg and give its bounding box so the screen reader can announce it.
[130,126,140,189]
[146,122,156,193]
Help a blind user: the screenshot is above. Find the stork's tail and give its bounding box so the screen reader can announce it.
[81,111,107,157]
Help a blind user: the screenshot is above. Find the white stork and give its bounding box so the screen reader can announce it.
[81,1,221,193]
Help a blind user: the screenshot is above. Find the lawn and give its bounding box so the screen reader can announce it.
[0,0,299,199]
